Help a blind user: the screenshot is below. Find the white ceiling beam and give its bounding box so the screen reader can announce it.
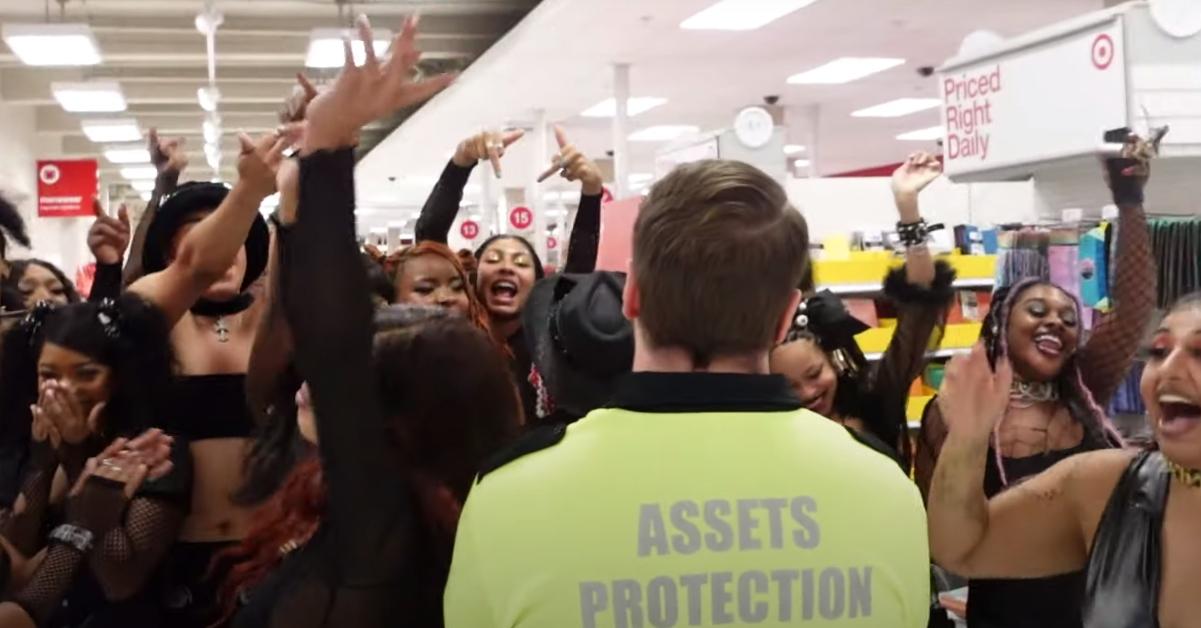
[0,1,535,20]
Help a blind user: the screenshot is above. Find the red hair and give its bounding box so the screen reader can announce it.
[391,242,490,336]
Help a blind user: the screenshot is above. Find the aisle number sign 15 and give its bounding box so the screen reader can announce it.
[509,206,533,230]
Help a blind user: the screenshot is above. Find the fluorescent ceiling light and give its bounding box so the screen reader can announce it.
[197,86,221,112]
[103,147,150,164]
[852,97,941,118]
[305,28,392,68]
[783,144,806,155]
[681,0,818,31]
[1,23,101,66]
[897,125,944,141]
[120,166,157,180]
[203,119,221,144]
[787,57,905,84]
[129,180,155,192]
[51,81,126,113]
[793,159,811,168]
[581,97,668,118]
[81,119,141,143]
[629,125,700,142]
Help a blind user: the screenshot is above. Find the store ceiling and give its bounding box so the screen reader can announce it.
[0,0,539,185]
[355,0,1105,221]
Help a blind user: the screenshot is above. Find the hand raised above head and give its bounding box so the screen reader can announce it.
[891,151,942,198]
[87,200,131,266]
[237,131,289,199]
[302,14,456,155]
[453,129,525,177]
[148,129,188,175]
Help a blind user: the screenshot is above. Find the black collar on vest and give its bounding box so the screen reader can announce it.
[190,293,255,318]
[607,372,802,414]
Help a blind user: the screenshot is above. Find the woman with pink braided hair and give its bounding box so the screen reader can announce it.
[915,135,1160,628]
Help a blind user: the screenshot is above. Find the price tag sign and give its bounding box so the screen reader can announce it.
[460,220,480,240]
[509,206,533,230]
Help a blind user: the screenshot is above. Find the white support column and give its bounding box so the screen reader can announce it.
[802,104,821,178]
[530,108,549,261]
[612,63,631,198]
[479,159,497,238]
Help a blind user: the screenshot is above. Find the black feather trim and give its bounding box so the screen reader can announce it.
[883,259,957,305]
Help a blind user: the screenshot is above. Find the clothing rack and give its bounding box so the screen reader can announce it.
[1148,217,1201,307]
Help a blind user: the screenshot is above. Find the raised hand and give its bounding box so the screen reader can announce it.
[86,200,131,265]
[453,129,525,178]
[279,73,320,125]
[552,125,603,195]
[33,381,103,447]
[148,129,188,176]
[937,344,1013,445]
[237,131,289,199]
[891,151,942,199]
[302,14,456,155]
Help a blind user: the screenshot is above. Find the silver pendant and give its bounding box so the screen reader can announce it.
[214,316,230,343]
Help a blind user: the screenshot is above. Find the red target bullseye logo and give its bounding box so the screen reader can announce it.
[1091,34,1114,70]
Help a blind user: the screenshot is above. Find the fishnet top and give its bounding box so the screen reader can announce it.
[915,200,1156,498]
[3,442,190,627]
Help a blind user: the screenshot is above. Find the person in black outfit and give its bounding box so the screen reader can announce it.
[217,16,514,626]
[927,291,1201,628]
[0,295,188,628]
[413,125,605,421]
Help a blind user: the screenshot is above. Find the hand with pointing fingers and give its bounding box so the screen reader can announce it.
[453,129,525,178]
[539,125,604,195]
[237,131,289,199]
[302,14,456,155]
[87,199,131,266]
[148,129,188,176]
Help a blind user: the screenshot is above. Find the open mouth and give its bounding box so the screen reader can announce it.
[1033,331,1064,357]
[1159,393,1201,437]
[489,279,519,305]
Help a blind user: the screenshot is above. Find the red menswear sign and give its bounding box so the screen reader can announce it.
[37,159,97,218]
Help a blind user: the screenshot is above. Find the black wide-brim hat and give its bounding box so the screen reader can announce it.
[141,182,269,292]
[523,271,633,418]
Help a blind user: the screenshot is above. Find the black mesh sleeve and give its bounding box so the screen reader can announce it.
[563,192,602,274]
[11,543,86,626]
[414,161,474,244]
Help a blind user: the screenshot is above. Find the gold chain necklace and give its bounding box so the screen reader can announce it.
[1168,459,1201,489]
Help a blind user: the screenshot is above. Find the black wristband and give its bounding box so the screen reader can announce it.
[1105,157,1145,206]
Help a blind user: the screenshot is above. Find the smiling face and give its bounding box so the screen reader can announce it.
[169,214,248,302]
[1141,303,1201,469]
[770,337,839,417]
[1004,284,1081,382]
[395,253,470,316]
[18,263,70,309]
[37,341,113,420]
[476,238,536,321]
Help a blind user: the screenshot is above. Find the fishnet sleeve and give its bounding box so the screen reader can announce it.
[1076,203,1156,406]
[10,543,86,625]
[914,399,948,504]
[87,495,185,601]
[0,446,58,558]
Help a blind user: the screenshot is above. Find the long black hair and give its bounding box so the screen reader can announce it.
[0,294,174,504]
[2,259,81,310]
[474,234,545,279]
[0,193,29,262]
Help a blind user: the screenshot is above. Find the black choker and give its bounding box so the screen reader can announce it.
[190,293,255,317]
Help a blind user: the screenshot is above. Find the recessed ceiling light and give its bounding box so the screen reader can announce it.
[1,23,101,66]
[129,180,155,192]
[629,125,700,142]
[681,0,819,31]
[793,159,811,168]
[51,81,126,113]
[896,125,944,141]
[81,119,141,143]
[787,57,905,84]
[103,147,150,164]
[784,144,806,155]
[120,166,158,180]
[581,97,668,118]
[852,98,941,118]
[305,28,392,68]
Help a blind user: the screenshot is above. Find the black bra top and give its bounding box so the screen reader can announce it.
[1083,449,1168,628]
[165,374,256,440]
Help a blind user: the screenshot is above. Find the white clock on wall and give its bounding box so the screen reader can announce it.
[733,106,775,149]
[1150,0,1201,38]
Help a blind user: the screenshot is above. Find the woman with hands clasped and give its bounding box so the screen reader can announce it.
[928,292,1201,628]
[0,287,190,628]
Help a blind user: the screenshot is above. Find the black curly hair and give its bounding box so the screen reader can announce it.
[0,294,174,504]
[0,193,29,261]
